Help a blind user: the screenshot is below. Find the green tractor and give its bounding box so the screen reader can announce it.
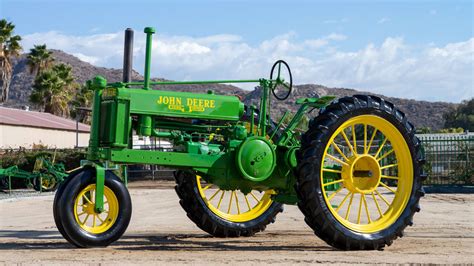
[54,27,425,250]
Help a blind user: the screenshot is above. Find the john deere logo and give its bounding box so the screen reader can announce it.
[253,151,267,163]
[157,96,216,113]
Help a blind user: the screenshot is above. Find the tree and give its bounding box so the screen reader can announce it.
[26,44,54,76]
[443,98,474,132]
[0,19,22,102]
[439,127,464,134]
[416,127,432,134]
[70,83,93,123]
[52,63,74,86]
[29,63,75,117]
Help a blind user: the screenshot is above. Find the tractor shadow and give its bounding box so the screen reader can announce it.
[0,230,336,252]
[0,230,73,249]
[114,232,336,252]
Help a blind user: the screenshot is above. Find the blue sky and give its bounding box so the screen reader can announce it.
[2,0,473,102]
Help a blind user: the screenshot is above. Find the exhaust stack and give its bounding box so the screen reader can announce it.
[123,28,134,83]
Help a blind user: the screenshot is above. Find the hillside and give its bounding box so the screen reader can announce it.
[244,85,455,130]
[4,50,456,130]
[6,50,246,108]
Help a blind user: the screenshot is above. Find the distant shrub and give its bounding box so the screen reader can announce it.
[0,148,87,171]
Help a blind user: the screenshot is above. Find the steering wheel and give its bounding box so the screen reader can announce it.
[270,60,293,101]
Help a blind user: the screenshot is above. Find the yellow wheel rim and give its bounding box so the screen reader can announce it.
[41,176,56,190]
[321,115,413,233]
[196,176,274,223]
[73,184,119,234]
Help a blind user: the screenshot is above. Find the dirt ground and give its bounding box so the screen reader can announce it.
[0,180,473,265]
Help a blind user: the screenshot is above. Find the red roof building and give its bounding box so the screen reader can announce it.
[0,107,90,148]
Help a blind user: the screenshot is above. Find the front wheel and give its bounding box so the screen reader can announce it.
[54,168,132,247]
[297,95,425,250]
[33,173,58,192]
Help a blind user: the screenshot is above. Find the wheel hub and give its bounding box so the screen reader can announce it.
[342,155,381,193]
[82,203,97,215]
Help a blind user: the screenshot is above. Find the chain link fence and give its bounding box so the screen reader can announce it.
[418,133,473,186]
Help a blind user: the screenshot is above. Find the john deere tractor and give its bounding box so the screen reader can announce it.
[54,27,425,250]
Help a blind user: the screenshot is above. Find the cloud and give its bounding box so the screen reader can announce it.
[72,53,100,65]
[309,37,473,102]
[304,33,347,49]
[377,17,390,24]
[325,33,347,41]
[323,18,348,24]
[89,27,101,33]
[22,31,473,102]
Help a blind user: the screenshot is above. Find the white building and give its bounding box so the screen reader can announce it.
[0,107,90,149]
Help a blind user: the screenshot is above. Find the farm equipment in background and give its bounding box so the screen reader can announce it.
[0,153,68,192]
[53,27,425,250]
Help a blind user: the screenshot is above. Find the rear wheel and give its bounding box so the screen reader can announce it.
[54,168,132,247]
[174,170,283,237]
[297,95,425,250]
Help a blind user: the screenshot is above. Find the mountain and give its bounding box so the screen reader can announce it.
[5,50,246,108]
[245,84,455,130]
[3,50,456,130]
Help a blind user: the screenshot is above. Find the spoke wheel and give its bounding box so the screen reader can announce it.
[175,171,283,237]
[175,106,283,237]
[321,115,412,233]
[33,174,58,192]
[196,176,274,223]
[74,184,119,234]
[297,95,425,250]
[54,168,131,247]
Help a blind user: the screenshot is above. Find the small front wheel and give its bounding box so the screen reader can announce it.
[33,173,58,192]
[54,168,132,247]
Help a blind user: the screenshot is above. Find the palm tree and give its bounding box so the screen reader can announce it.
[0,19,22,102]
[71,83,93,123]
[52,63,74,86]
[30,63,75,117]
[50,63,76,117]
[26,44,54,76]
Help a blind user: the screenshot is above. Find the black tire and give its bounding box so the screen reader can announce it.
[296,95,425,250]
[174,170,283,237]
[33,174,58,192]
[0,176,9,190]
[173,105,284,237]
[53,167,85,245]
[55,168,132,247]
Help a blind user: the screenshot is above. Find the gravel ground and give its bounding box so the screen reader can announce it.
[0,190,55,201]
[0,181,473,265]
